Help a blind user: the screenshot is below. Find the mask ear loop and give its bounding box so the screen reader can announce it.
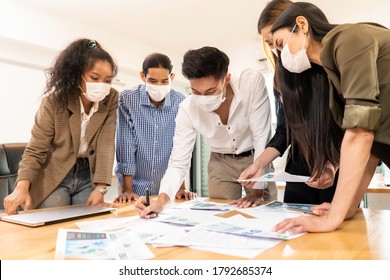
[301,31,307,50]
[286,24,297,44]
[220,79,227,103]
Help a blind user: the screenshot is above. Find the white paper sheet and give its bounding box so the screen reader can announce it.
[195,215,305,240]
[170,198,234,211]
[54,228,155,260]
[237,171,310,183]
[154,209,222,227]
[152,227,280,250]
[76,216,141,231]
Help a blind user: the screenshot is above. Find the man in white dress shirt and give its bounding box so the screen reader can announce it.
[136,46,276,217]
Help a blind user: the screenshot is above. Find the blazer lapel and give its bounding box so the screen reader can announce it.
[86,101,108,144]
[68,97,81,155]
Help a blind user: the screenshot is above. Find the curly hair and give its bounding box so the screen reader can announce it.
[44,38,118,109]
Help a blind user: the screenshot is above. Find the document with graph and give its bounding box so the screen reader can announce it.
[54,228,155,260]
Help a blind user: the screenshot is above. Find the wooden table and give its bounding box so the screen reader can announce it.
[1,200,390,260]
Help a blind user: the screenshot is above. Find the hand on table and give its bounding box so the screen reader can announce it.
[114,190,139,203]
[272,202,339,234]
[229,189,264,208]
[175,189,197,200]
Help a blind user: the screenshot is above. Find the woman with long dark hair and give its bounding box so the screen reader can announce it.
[240,0,343,204]
[4,38,119,214]
[270,2,390,233]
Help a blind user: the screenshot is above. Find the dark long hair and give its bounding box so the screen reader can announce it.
[277,62,344,176]
[44,38,118,109]
[271,2,337,41]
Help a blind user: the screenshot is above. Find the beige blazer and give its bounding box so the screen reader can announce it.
[16,89,118,209]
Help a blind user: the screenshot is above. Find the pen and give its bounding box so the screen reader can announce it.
[145,188,151,207]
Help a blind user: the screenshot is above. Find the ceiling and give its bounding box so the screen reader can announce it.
[15,0,390,79]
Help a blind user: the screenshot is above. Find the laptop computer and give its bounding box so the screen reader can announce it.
[0,205,116,227]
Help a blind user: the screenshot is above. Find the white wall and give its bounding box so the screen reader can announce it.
[0,0,188,143]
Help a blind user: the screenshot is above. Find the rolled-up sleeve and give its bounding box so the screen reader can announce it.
[322,24,382,131]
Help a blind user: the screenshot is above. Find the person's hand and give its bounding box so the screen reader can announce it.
[238,162,264,188]
[3,182,31,215]
[306,164,337,189]
[229,189,264,208]
[135,196,165,219]
[86,190,118,208]
[311,202,331,216]
[114,190,139,203]
[272,203,341,234]
[175,189,197,200]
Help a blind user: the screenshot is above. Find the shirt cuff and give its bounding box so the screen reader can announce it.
[343,104,381,131]
[115,162,135,176]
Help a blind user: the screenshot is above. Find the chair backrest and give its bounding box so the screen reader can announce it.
[0,143,27,210]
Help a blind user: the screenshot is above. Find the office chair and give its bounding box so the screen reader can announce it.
[0,143,27,210]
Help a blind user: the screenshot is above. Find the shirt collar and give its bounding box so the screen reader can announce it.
[140,84,172,108]
[79,97,99,117]
[229,79,242,104]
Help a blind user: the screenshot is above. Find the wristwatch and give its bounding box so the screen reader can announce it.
[94,186,108,195]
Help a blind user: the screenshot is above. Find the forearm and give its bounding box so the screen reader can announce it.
[330,128,375,223]
[121,175,133,193]
[14,179,31,192]
[157,192,170,206]
[253,147,281,169]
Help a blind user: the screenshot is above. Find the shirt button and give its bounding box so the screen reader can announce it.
[235,148,238,151]
[233,139,235,141]
[228,127,231,130]
[218,122,221,125]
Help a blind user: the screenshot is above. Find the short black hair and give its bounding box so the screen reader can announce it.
[142,53,173,75]
[181,46,229,80]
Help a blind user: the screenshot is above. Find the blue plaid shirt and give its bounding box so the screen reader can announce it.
[115,84,185,196]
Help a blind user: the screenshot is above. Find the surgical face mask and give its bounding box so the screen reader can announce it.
[81,76,111,103]
[280,25,311,73]
[191,82,226,112]
[146,82,171,102]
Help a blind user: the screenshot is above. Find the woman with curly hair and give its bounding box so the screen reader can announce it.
[4,38,119,214]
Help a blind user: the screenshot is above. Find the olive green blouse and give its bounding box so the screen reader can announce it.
[320,23,390,146]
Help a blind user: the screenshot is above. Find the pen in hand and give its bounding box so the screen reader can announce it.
[145,188,150,206]
[144,188,154,219]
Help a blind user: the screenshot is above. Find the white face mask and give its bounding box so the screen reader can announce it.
[81,76,111,103]
[145,82,171,102]
[280,25,311,73]
[191,82,226,112]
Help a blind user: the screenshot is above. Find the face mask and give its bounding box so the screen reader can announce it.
[81,76,111,103]
[145,82,171,102]
[280,25,311,73]
[191,82,226,112]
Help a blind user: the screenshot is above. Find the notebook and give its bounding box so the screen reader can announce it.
[0,205,116,227]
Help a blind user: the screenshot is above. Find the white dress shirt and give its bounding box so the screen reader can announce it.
[78,98,99,157]
[159,69,272,202]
